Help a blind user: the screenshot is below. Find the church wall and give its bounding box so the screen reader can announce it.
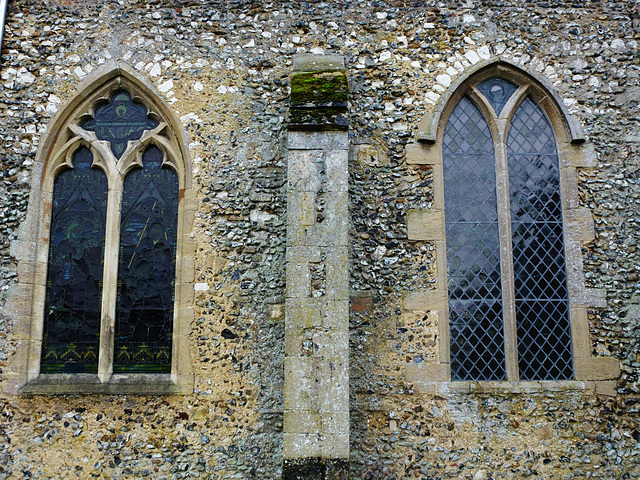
[0,1,638,478]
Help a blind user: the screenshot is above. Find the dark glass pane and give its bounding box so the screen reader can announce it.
[477,78,518,116]
[81,91,158,159]
[509,155,562,223]
[41,147,107,373]
[508,97,573,380]
[115,146,178,373]
[515,301,572,380]
[512,223,568,300]
[447,223,502,301]
[450,300,506,381]
[444,97,506,381]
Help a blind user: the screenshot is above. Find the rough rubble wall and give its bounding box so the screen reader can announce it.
[0,0,637,479]
[0,0,288,477]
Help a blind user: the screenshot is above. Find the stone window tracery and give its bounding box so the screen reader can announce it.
[11,66,195,394]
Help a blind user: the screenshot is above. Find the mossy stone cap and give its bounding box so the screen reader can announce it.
[289,54,348,131]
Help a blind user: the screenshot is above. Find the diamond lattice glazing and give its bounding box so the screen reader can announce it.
[444,97,506,381]
[508,97,573,380]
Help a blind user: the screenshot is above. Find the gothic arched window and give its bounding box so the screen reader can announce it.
[444,78,572,381]
[16,67,195,394]
[41,147,108,374]
[406,61,619,387]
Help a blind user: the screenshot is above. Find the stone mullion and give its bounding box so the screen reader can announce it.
[97,172,122,383]
[494,122,519,382]
[14,66,195,395]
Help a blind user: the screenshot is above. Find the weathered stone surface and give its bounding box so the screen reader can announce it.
[285,128,349,470]
[0,1,638,479]
[575,357,621,381]
[406,209,445,241]
[289,54,348,130]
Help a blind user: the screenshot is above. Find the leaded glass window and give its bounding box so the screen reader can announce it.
[42,147,107,373]
[81,91,158,159]
[36,82,187,383]
[115,146,178,373]
[444,98,506,381]
[444,79,573,381]
[508,98,573,380]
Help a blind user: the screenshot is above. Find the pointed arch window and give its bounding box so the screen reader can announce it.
[41,147,108,374]
[444,78,573,381]
[17,69,194,394]
[115,145,179,373]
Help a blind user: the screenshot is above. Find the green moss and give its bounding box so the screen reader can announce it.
[290,70,348,106]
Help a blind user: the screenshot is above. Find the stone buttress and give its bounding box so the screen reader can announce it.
[283,54,350,480]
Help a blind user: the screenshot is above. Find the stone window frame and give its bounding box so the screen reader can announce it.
[404,59,620,395]
[7,65,195,395]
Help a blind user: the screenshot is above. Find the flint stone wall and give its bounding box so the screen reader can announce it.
[0,1,638,479]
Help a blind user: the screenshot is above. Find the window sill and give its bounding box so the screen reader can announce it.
[409,379,620,396]
[438,380,588,395]
[19,373,193,395]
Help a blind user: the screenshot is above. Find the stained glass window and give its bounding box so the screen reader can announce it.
[114,146,178,373]
[41,147,108,373]
[81,91,158,159]
[444,97,506,381]
[477,78,517,117]
[508,97,573,380]
[29,76,193,392]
